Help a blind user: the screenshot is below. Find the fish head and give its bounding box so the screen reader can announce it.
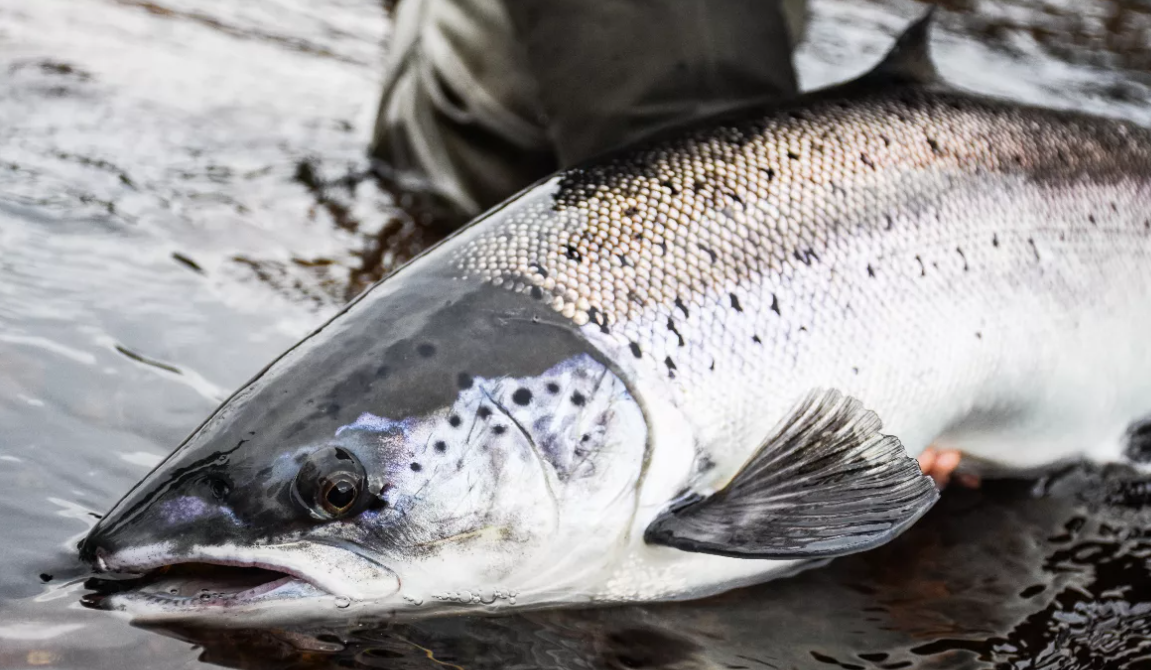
[81,276,650,619]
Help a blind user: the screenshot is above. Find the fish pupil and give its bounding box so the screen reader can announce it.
[326,481,356,510]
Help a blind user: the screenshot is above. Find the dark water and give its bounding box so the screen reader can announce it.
[2,0,1150,668]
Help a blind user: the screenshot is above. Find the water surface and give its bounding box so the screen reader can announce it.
[2,0,1150,667]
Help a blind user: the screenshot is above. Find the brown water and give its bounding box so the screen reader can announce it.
[2,0,1150,668]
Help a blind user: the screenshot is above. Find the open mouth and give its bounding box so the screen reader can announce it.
[85,560,328,611]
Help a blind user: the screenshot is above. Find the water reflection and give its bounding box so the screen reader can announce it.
[117,468,1151,670]
[918,0,1151,73]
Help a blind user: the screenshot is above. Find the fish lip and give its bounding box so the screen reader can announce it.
[93,546,332,602]
[91,539,401,608]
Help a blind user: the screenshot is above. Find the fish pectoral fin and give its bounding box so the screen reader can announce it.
[644,389,939,559]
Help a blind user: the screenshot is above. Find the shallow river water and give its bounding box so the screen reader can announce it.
[2,0,1151,668]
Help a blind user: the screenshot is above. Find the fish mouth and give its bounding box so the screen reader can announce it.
[85,542,400,616]
[86,558,328,612]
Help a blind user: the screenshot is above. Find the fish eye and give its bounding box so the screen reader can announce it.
[293,447,366,520]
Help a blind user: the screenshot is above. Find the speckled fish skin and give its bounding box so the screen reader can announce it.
[83,18,1151,619]
[457,78,1151,479]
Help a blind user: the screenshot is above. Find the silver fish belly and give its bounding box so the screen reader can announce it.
[82,15,1151,618]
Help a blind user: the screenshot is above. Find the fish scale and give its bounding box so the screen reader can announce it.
[453,82,1151,477]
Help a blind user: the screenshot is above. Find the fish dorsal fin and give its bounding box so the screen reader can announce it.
[863,8,939,86]
[644,389,938,559]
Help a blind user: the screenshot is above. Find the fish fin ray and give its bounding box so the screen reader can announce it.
[643,389,938,559]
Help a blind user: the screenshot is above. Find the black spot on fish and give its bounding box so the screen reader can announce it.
[571,392,586,407]
[752,335,762,344]
[530,263,548,279]
[530,286,544,300]
[417,343,436,358]
[581,434,591,443]
[852,367,859,375]
[1029,237,1041,262]
[410,462,422,472]
[492,425,507,435]
[728,192,743,206]
[860,152,874,168]
[880,134,891,147]
[667,317,685,346]
[793,248,818,265]
[449,415,461,427]
[629,341,642,358]
[992,233,1000,248]
[915,255,926,277]
[660,179,679,195]
[512,388,532,405]
[565,245,582,261]
[956,247,968,271]
[617,254,633,268]
[624,206,638,217]
[867,264,876,278]
[926,137,942,155]
[1089,214,1097,225]
[434,441,447,453]
[884,214,894,230]
[656,241,667,255]
[375,365,391,379]
[457,372,474,389]
[787,150,799,160]
[762,167,775,181]
[477,406,492,420]
[697,244,717,263]
[39,573,52,583]
[664,356,677,378]
[730,293,743,311]
[770,294,781,315]
[975,332,983,339]
[546,382,560,394]
[588,306,610,334]
[674,297,689,318]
